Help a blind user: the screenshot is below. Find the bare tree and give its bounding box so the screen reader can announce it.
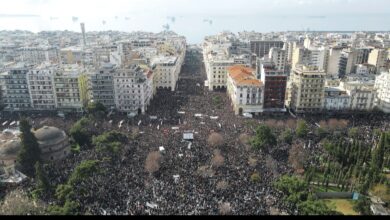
[145,151,162,174]
[327,118,339,130]
[265,119,277,128]
[207,132,224,148]
[0,189,46,215]
[219,202,232,215]
[286,119,296,129]
[248,156,258,167]
[276,120,285,129]
[211,149,225,168]
[288,143,306,172]
[319,120,328,129]
[216,180,229,190]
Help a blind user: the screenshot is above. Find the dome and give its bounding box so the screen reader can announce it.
[33,126,65,142]
[0,139,22,159]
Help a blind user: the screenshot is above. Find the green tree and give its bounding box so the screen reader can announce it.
[69,117,94,147]
[298,200,339,215]
[315,127,328,139]
[46,200,80,215]
[280,129,293,144]
[353,196,372,215]
[274,175,309,206]
[348,127,359,139]
[370,132,386,183]
[296,120,309,138]
[92,131,128,156]
[32,162,51,200]
[251,124,277,151]
[86,101,106,117]
[17,118,41,177]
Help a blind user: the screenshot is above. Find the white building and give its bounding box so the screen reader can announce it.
[113,65,154,114]
[324,86,351,111]
[341,78,376,111]
[27,63,58,110]
[375,71,390,113]
[227,65,264,115]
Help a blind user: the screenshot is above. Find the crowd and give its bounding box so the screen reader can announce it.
[2,49,389,215]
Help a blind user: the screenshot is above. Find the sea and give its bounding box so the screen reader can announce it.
[1,13,390,44]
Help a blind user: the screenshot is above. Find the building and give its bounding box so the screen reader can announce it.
[257,58,288,112]
[0,126,70,169]
[33,126,71,161]
[18,47,59,65]
[88,63,116,109]
[80,23,86,47]
[151,56,180,91]
[375,71,390,113]
[368,48,388,74]
[288,65,326,113]
[327,47,343,78]
[113,64,154,114]
[0,64,32,111]
[324,86,351,111]
[341,78,376,111]
[60,46,84,65]
[292,46,328,72]
[54,64,89,112]
[27,64,57,111]
[268,48,287,73]
[227,65,264,115]
[250,40,284,58]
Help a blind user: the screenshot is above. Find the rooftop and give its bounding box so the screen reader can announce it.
[228,65,263,87]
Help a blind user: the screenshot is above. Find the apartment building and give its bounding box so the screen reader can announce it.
[113,64,154,114]
[88,63,116,109]
[54,64,89,112]
[368,48,388,74]
[227,65,264,115]
[374,71,390,113]
[27,63,57,110]
[257,58,288,112]
[250,40,284,58]
[288,65,326,113]
[151,56,180,91]
[0,64,32,111]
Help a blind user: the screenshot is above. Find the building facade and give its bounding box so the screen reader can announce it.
[288,65,326,113]
[113,65,154,114]
[227,65,264,115]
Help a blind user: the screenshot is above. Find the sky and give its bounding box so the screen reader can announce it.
[1,0,390,43]
[2,0,390,17]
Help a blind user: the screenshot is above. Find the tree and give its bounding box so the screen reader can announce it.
[273,175,309,206]
[280,129,293,144]
[32,162,51,200]
[289,143,306,172]
[46,200,80,215]
[17,118,41,177]
[86,101,106,117]
[315,127,328,139]
[348,127,359,139]
[296,120,309,138]
[353,196,372,215]
[297,200,338,215]
[370,132,386,183]
[145,151,162,175]
[69,117,94,147]
[92,131,127,158]
[211,149,224,169]
[0,189,47,215]
[251,124,277,151]
[207,132,225,148]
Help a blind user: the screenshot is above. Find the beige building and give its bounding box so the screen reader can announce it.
[288,65,326,113]
[368,48,388,74]
[227,65,264,115]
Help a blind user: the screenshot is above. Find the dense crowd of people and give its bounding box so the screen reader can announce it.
[1,49,389,215]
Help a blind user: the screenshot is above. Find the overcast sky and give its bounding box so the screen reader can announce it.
[2,0,390,17]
